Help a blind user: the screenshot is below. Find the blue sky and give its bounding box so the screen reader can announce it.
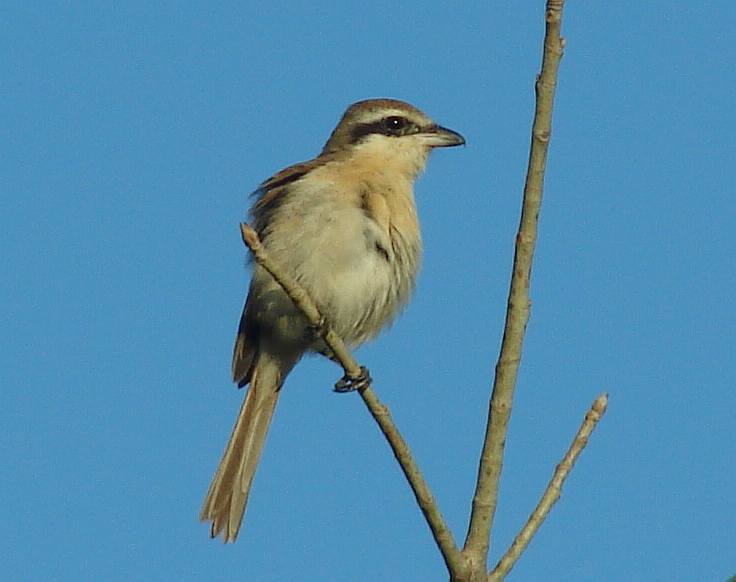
[2,2,734,581]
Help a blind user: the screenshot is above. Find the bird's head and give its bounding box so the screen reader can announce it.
[321,99,465,178]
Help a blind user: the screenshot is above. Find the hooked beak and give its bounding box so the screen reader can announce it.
[418,124,466,148]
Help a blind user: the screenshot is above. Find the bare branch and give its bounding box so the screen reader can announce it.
[239,223,464,574]
[488,394,609,581]
[463,0,568,566]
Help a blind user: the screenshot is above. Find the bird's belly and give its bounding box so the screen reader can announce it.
[258,202,419,348]
[294,216,417,346]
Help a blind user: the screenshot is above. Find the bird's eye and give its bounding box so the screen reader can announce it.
[384,116,407,133]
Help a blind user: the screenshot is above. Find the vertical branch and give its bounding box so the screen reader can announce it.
[462,0,567,567]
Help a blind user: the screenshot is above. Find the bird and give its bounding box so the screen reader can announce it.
[200,98,465,542]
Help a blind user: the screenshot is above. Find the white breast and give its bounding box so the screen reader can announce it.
[255,177,421,347]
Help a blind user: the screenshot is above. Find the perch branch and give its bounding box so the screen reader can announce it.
[239,223,464,574]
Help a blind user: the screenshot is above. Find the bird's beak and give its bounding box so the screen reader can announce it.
[418,125,466,148]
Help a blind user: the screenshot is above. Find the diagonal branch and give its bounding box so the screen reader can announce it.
[463,0,568,566]
[488,394,609,581]
[239,223,464,574]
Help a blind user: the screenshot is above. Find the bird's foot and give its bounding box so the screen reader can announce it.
[306,317,327,339]
[334,366,372,393]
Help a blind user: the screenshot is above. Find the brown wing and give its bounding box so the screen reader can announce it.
[251,153,342,235]
[251,162,310,235]
[231,293,257,388]
[232,159,317,386]
[233,152,342,386]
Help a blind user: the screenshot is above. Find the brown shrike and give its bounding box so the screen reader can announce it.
[200,98,465,542]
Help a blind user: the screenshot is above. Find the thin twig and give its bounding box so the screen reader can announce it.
[488,394,609,581]
[239,223,464,574]
[463,0,568,567]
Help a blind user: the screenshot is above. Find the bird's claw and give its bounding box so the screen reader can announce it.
[306,317,327,339]
[334,366,372,393]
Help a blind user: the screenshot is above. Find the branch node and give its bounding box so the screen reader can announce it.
[489,393,608,580]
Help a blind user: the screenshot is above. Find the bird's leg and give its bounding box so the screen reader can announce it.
[334,366,372,393]
[306,316,328,339]
[308,317,337,360]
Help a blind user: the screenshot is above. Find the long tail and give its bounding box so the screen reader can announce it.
[200,354,286,542]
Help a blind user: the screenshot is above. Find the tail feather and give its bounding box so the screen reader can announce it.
[200,355,284,542]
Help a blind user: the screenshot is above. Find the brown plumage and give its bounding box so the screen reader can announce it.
[200,98,464,542]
